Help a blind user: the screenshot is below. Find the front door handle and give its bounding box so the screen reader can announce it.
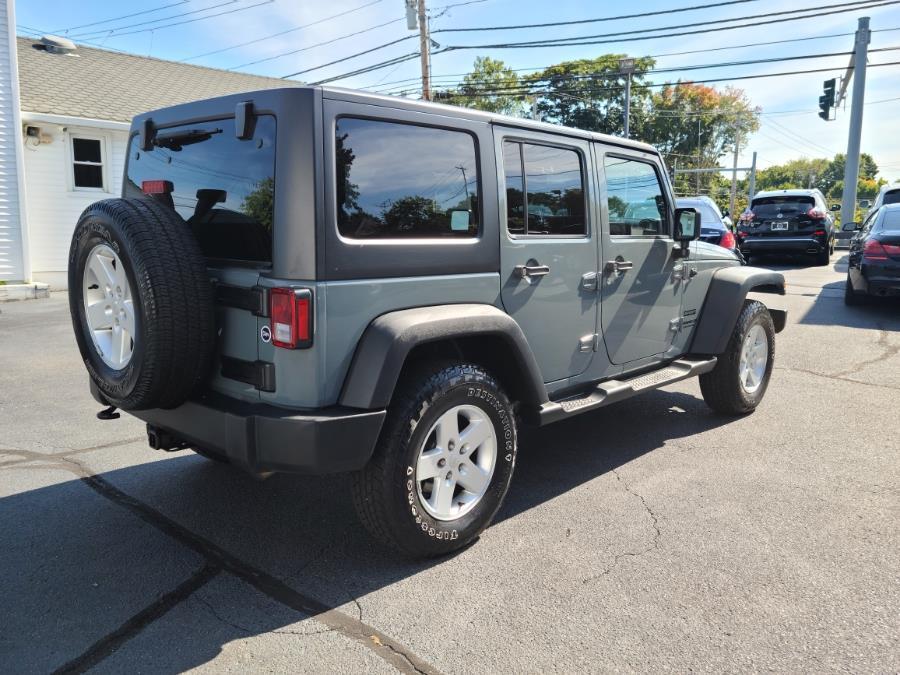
[605,259,634,275]
[514,263,551,279]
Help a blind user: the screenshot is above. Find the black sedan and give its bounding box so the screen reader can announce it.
[843,203,900,304]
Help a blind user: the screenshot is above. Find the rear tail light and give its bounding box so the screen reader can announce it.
[736,230,748,239]
[719,230,736,249]
[269,288,313,349]
[807,207,827,219]
[813,229,826,236]
[141,180,173,195]
[863,240,889,261]
[883,243,900,256]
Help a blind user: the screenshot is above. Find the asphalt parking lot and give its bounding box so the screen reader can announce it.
[1,253,898,673]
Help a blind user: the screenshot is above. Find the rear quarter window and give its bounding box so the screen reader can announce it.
[335,117,480,239]
[125,115,276,264]
[883,190,900,206]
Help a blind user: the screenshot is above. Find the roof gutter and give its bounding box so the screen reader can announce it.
[20,111,130,131]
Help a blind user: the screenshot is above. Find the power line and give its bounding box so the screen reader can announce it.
[436,0,762,32]
[308,53,424,85]
[361,25,900,91]
[438,0,898,50]
[397,60,900,98]
[389,47,900,97]
[233,16,402,69]
[68,0,244,38]
[181,0,384,62]
[314,0,896,84]
[51,1,189,34]
[69,0,275,41]
[387,49,865,96]
[766,118,838,155]
[246,0,485,74]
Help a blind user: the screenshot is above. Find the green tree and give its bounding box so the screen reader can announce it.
[240,176,274,233]
[647,83,760,198]
[524,54,657,136]
[818,152,879,197]
[440,57,525,116]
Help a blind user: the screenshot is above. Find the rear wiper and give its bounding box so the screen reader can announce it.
[153,127,223,151]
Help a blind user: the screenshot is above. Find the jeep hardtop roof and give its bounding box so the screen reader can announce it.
[131,85,660,156]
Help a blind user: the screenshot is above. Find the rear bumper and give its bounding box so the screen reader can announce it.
[740,236,827,253]
[850,263,900,296]
[91,382,385,474]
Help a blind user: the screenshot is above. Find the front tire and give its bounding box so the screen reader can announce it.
[844,273,862,305]
[699,301,775,415]
[352,363,517,558]
[815,246,830,266]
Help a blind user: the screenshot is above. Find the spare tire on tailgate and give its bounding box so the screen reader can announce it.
[68,197,215,410]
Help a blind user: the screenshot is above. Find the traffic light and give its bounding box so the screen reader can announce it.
[819,78,836,120]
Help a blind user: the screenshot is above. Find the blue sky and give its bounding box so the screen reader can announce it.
[16,0,900,179]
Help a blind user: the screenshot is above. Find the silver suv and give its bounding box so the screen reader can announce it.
[68,87,786,557]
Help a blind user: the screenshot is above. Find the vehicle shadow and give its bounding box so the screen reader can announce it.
[798,278,900,327]
[4,389,732,672]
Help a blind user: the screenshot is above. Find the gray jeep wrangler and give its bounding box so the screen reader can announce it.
[68,87,786,557]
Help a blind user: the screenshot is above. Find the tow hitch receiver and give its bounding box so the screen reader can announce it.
[147,424,188,452]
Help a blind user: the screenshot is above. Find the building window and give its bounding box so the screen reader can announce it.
[72,137,104,190]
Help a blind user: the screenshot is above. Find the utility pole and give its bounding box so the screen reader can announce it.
[696,116,702,194]
[748,151,757,202]
[840,16,870,225]
[417,0,432,101]
[619,58,635,138]
[729,133,740,217]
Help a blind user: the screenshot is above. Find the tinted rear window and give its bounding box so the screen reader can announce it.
[883,190,900,206]
[882,210,900,231]
[125,115,276,264]
[751,196,813,219]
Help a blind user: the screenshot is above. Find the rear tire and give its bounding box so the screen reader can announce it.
[699,301,775,415]
[844,274,862,305]
[815,247,830,266]
[352,363,517,558]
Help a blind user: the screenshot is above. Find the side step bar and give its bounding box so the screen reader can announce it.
[538,357,718,426]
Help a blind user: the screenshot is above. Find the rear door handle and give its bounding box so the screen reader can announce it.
[605,259,634,275]
[514,263,551,279]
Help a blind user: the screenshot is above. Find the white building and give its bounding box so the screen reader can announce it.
[1,2,300,289]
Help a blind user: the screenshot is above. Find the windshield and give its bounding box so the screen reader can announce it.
[125,115,276,264]
[751,196,814,219]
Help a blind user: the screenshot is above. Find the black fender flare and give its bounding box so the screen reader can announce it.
[339,304,548,409]
[690,266,787,355]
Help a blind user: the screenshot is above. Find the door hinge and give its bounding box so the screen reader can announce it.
[579,333,599,352]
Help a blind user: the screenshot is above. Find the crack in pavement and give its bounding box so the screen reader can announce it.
[0,437,146,469]
[832,328,900,378]
[9,448,443,675]
[774,365,900,391]
[583,469,662,584]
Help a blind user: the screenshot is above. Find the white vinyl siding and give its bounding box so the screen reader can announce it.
[0,0,26,282]
[23,125,128,280]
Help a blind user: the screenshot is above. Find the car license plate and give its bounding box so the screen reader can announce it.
[771,221,789,230]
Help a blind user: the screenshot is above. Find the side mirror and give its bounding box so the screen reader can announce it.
[841,221,860,232]
[830,203,842,212]
[722,208,730,217]
[673,208,701,242]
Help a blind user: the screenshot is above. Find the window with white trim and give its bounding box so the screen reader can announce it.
[71,137,105,190]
